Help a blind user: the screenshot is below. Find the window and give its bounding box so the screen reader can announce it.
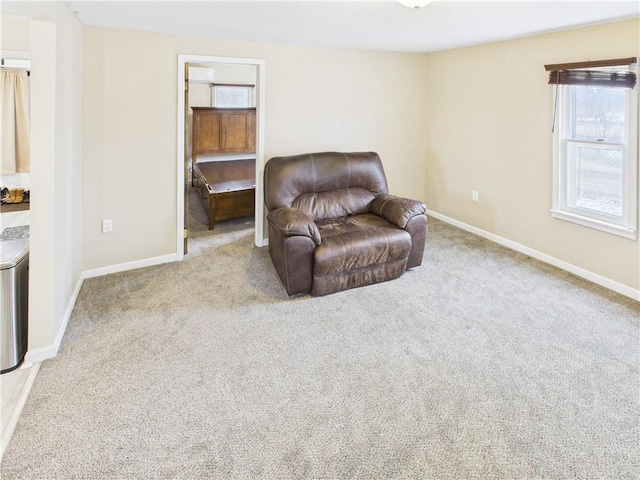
[211,83,255,108]
[547,58,638,239]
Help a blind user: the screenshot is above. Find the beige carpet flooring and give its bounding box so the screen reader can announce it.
[1,188,638,479]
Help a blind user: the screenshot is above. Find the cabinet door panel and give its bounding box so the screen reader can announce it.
[247,110,256,152]
[224,112,250,151]
[195,112,222,153]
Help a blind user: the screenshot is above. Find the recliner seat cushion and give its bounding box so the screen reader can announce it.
[314,214,411,276]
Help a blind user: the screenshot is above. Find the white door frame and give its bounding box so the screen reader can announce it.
[176,54,267,259]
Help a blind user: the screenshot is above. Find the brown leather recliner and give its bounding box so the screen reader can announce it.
[264,152,427,296]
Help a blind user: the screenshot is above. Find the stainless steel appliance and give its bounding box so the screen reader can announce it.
[1,238,29,374]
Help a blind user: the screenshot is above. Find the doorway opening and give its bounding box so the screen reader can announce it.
[176,55,266,258]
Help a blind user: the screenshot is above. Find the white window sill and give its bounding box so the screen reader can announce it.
[551,209,637,240]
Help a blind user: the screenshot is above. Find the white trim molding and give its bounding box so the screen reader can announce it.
[551,208,637,240]
[22,274,84,366]
[427,210,640,301]
[82,253,180,279]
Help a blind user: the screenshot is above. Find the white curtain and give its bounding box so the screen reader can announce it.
[1,70,30,174]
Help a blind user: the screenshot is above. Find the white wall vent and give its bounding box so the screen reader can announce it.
[188,67,214,84]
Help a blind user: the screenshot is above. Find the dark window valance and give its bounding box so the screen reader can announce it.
[548,70,636,88]
[544,57,637,89]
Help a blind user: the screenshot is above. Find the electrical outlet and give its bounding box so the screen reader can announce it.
[102,219,113,233]
[472,190,479,202]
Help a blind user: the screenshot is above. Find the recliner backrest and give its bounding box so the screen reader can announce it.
[264,152,389,220]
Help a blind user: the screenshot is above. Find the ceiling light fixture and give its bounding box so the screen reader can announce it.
[398,0,432,8]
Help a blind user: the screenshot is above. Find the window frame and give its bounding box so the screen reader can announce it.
[551,65,639,240]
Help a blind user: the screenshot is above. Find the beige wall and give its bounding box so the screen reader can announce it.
[188,83,210,107]
[211,63,257,85]
[424,19,640,290]
[82,26,427,270]
[1,17,30,50]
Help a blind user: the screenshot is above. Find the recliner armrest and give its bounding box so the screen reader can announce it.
[370,194,426,229]
[267,207,321,245]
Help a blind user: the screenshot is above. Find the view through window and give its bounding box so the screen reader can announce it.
[568,84,625,216]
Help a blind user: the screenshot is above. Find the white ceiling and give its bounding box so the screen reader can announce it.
[65,1,639,53]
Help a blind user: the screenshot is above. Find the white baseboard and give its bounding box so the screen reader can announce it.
[82,253,179,279]
[22,344,57,367]
[427,210,640,301]
[23,274,84,367]
[54,273,84,349]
